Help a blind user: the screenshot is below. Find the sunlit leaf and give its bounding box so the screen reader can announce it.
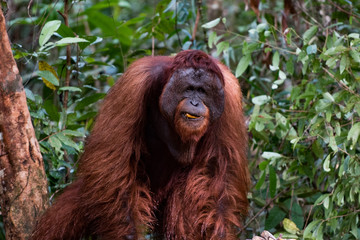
[54,37,89,46]
[39,20,61,46]
[262,151,282,159]
[272,51,280,69]
[252,95,271,105]
[201,18,221,29]
[283,218,300,234]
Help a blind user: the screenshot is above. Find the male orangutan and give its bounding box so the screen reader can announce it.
[30,50,250,240]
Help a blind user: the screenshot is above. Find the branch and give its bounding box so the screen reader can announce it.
[191,8,200,43]
[58,0,72,120]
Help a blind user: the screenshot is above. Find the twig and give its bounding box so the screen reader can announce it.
[240,188,290,232]
[289,184,295,219]
[322,209,360,222]
[304,205,313,228]
[27,0,34,19]
[328,0,360,23]
[322,67,360,98]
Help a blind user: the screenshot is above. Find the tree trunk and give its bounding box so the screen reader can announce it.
[0,7,49,240]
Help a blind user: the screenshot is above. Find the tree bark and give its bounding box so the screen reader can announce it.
[0,7,49,240]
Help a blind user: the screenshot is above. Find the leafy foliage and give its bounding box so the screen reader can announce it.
[3,0,360,239]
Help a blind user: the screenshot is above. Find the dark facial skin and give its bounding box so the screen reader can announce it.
[144,67,225,191]
[160,68,225,124]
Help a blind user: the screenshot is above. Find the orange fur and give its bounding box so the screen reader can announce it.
[30,51,249,240]
[174,99,210,143]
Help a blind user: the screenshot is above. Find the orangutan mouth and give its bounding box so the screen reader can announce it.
[183,112,202,120]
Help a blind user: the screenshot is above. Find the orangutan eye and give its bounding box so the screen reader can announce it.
[197,87,206,94]
[186,86,195,92]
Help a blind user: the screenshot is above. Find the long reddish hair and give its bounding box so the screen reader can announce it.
[30,50,249,240]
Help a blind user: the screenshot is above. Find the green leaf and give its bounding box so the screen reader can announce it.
[25,88,35,102]
[351,217,359,238]
[49,135,62,152]
[43,100,60,121]
[235,54,251,77]
[312,140,324,158]
[208,31,217,48]
[85,10,132,44]
[57,24,75,38]
[329,134,338,153]
[324,46,347,55]
[348,33,359,39]
[78,36,103,50]
[119,0,131,8]
[323,195,329,209]
[323,92,335,102]
[259,161,269,171]
[216,41,229,55]
[77,111,97,121]
[269,166,277,198]
[283,218,300,234]
[265,206,286,229]
[256,23,267,32]
[304,220,322,238]
[75,93,106,111]
[56,132,80,151]
[340,55,349,74]
[350,49,360,62]
[182,41,192,50]
[255,171,266,190]
[62,129,84,137]
[303,26,318,44]
[272,51,280,69]
[37,71,59,86]
[59,87,82,92]
[315,223,324,240]
[327,125,338,152]
[284,199,304,229]
[39,20,61,46]
[314,194,330,206]
[326,58,337,68]
[274,79,285,85]
[201,18,221,29]
[347,122,360,150]
[279,70,286,80]
[286,57,294,75]
[242,42,260,55]
[54,37,89,46]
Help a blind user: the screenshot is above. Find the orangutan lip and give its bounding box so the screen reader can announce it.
[183,112,202,120]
